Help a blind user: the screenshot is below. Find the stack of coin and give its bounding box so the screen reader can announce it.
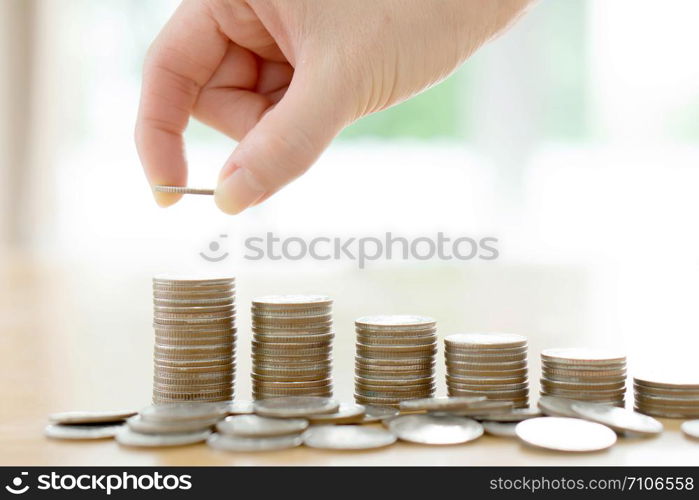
[540,348,626,406]
[444,333,529,408]
[251,295,334,400]
[634,372,699,418]
[354,315,437,408]
[152,275,236,403]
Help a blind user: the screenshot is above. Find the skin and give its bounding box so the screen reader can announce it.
[135,0,533,214]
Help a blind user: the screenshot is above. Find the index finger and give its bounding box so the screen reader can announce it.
[135,0,228,206]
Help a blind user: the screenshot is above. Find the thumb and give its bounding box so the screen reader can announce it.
[214,70,352,215]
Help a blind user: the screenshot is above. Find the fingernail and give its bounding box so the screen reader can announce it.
[215,168,267,215]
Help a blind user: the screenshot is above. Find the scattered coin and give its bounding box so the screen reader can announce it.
[515,417,617,452]
[126,415,218,434]
[681,420,699,440]
[303,425,397,450]
[482,421,519,437]
[537,396,580,417]
[48,410,136,425]
[399,396,486,412]
[434,400,515,417]
[216,415,308,437]
[389,414,483,445]
[306,403,366,424]
[227,400,255,415]
[44,423,124,440]
[361,405,400,423]
[152,185,214,196]
[477,408,542,422]
[140,403,228,423]
[254,396,339,418]
[115,427,211,447]
[208,432,303,452]
[570,402,662,436]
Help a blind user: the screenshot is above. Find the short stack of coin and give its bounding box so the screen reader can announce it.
[354,315,437,408]
[152,275,236,404]
[444,333,529,408]
[251,295,334,400]
[634,372,699,418]
[540,348,626,406]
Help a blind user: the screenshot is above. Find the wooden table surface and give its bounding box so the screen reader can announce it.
[1,259,697,466]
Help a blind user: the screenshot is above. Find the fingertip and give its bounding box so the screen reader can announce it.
[153,190,183,208]
[214,168,267,215]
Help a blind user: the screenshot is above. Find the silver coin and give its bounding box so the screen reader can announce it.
[445,333,527,349]
[358,334,436,346]
[357,376,434,388]
[355,314,435,328]
[477,408,542,422]
[571,402,662,436]
[127,415,218,434]
[226,400,255,415]
[140,403,228,423]
[307,403,366,424]
[446,374,527,386]
[681,420,699,439]
[633,372,699,390]
[207,432,302,452]
[389,414,483,445]
[633,383,699,397]
[537,396,581,417]
[399,396,486,412]
[516,417,617,452]
[153,273,234,284]
[254,333,334,344]
[116,427,211,447]
[252,294,332,307]
[216,415,308,437]
[254,396,339,418]
[482,421,519,437]
[48,409,136,425]
[44,423,123,440]
[361,405,400,423]
[635,406,699,419]
[303,425,396,450]
[434,400,515,417]
[541,348,626,365]
[152,184,213,196]
[541,378,626,391]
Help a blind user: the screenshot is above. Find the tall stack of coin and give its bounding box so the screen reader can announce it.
[444,333,529,408]
[634,373,699,418]
[152,275,236,404]
[251,295,334,400]
[354,315,437,408]
[540,348,626,406]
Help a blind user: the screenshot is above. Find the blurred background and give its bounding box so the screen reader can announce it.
[1,0,699,454]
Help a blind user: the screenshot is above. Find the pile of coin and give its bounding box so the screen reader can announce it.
[444,333,529,408]
[251,295,334,400]
[354,315,437,408]
[634,372,699,418]
[152,275,236,404]
[540,348,626,406]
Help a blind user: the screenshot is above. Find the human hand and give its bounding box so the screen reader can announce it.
[136,0,531,214]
